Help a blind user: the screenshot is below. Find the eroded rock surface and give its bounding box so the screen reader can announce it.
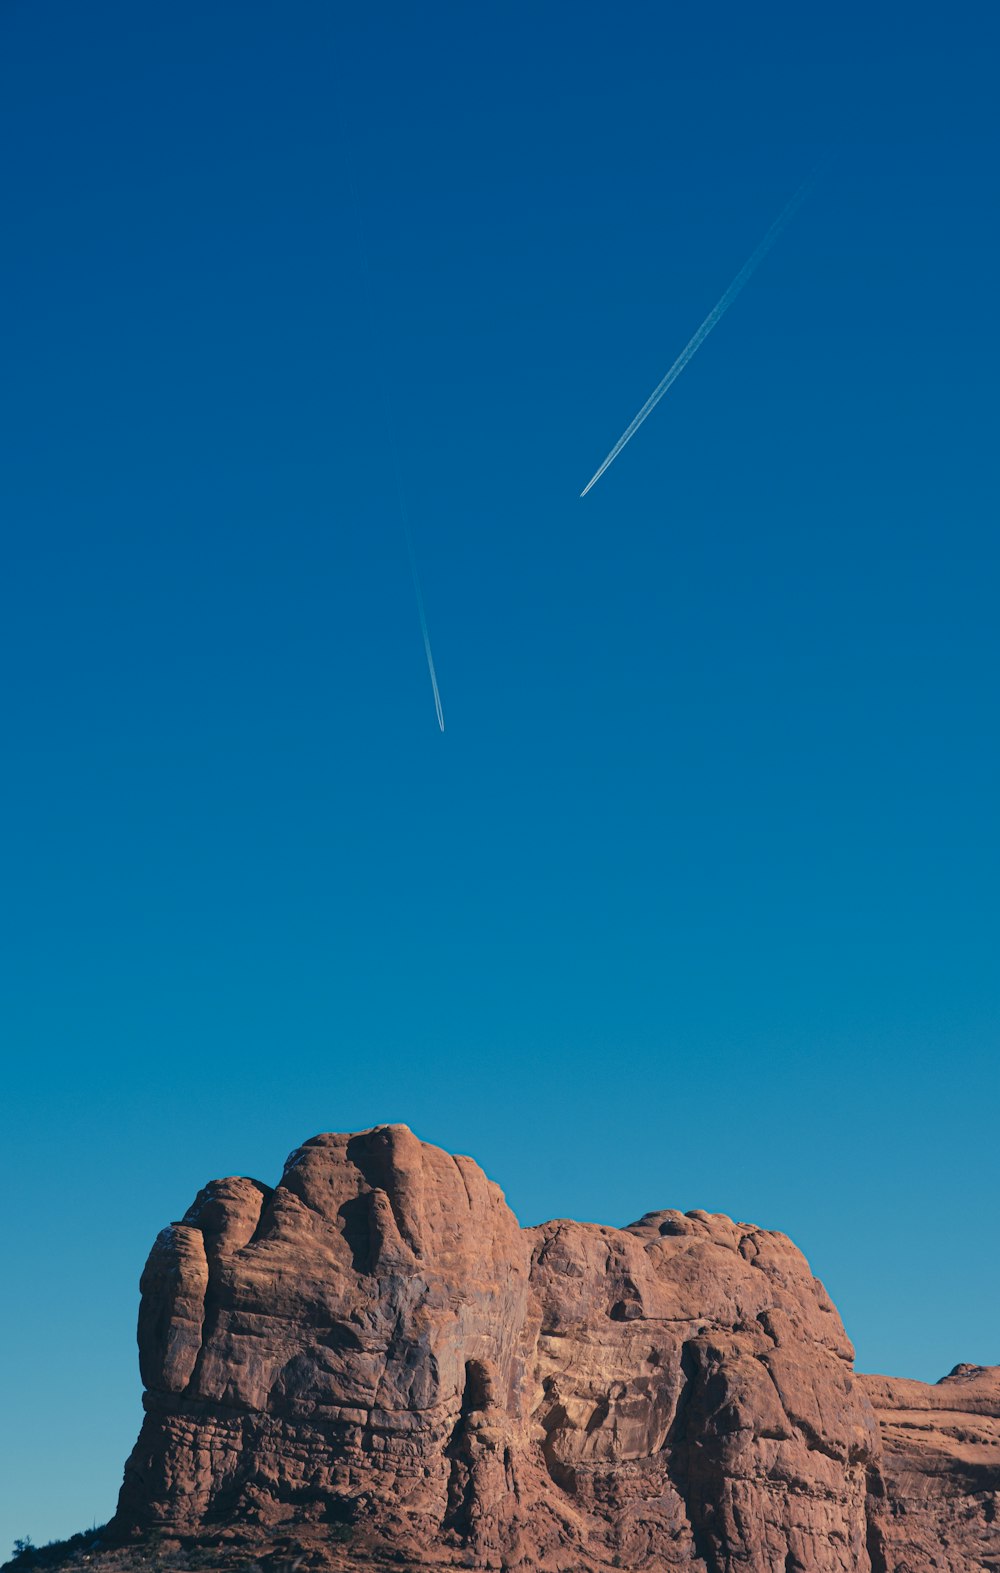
[111,1128,997,1570]
[862,1365,1000,1572]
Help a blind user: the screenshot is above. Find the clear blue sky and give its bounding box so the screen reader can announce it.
[2,0,997,1550]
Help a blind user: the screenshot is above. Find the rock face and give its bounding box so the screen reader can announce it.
[862,1366,1000,1572]
[112,1127,998,1570]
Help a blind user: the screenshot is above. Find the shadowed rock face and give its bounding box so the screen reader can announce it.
[113,1128,997,1571]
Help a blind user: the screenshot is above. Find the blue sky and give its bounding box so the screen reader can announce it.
[1,0,998,1549]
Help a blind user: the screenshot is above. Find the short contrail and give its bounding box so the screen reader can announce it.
[580,173,816,498]
[393,465,445,732]
[337,117,445,731]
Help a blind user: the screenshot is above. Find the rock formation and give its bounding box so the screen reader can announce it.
[862,1366,1000,1572]
[110,1126,998,1570]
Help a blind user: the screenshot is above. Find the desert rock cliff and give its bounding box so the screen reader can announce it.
[111,1127,998,1571]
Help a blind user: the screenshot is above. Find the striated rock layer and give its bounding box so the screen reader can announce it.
[112,1127,998,1570]
[862,1365,1000,1572]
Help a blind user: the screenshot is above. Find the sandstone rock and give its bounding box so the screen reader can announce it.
[862,1364,1000,1572]
[108,1127,997,1571]
[117,1128,532,1559]
[526,1210,881,1571]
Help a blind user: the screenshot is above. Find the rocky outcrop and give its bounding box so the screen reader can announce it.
[526,1210,882,1571]
[110,1127,998,1570]
[862,1365,1000,1572]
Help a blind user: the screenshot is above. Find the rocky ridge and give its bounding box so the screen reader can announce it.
[98,1127,1000,1570]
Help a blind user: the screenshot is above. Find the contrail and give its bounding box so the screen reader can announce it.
[580,173,816,498]
[388,441,445,732]
[336,124,445,731]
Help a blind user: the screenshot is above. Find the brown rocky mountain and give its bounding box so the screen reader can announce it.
[100,1126,998,1570]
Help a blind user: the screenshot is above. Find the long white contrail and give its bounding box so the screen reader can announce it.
[580,173,815,498]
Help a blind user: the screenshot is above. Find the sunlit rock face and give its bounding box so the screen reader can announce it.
[861,1364,1000,1572]
[112,1127,996,1571]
